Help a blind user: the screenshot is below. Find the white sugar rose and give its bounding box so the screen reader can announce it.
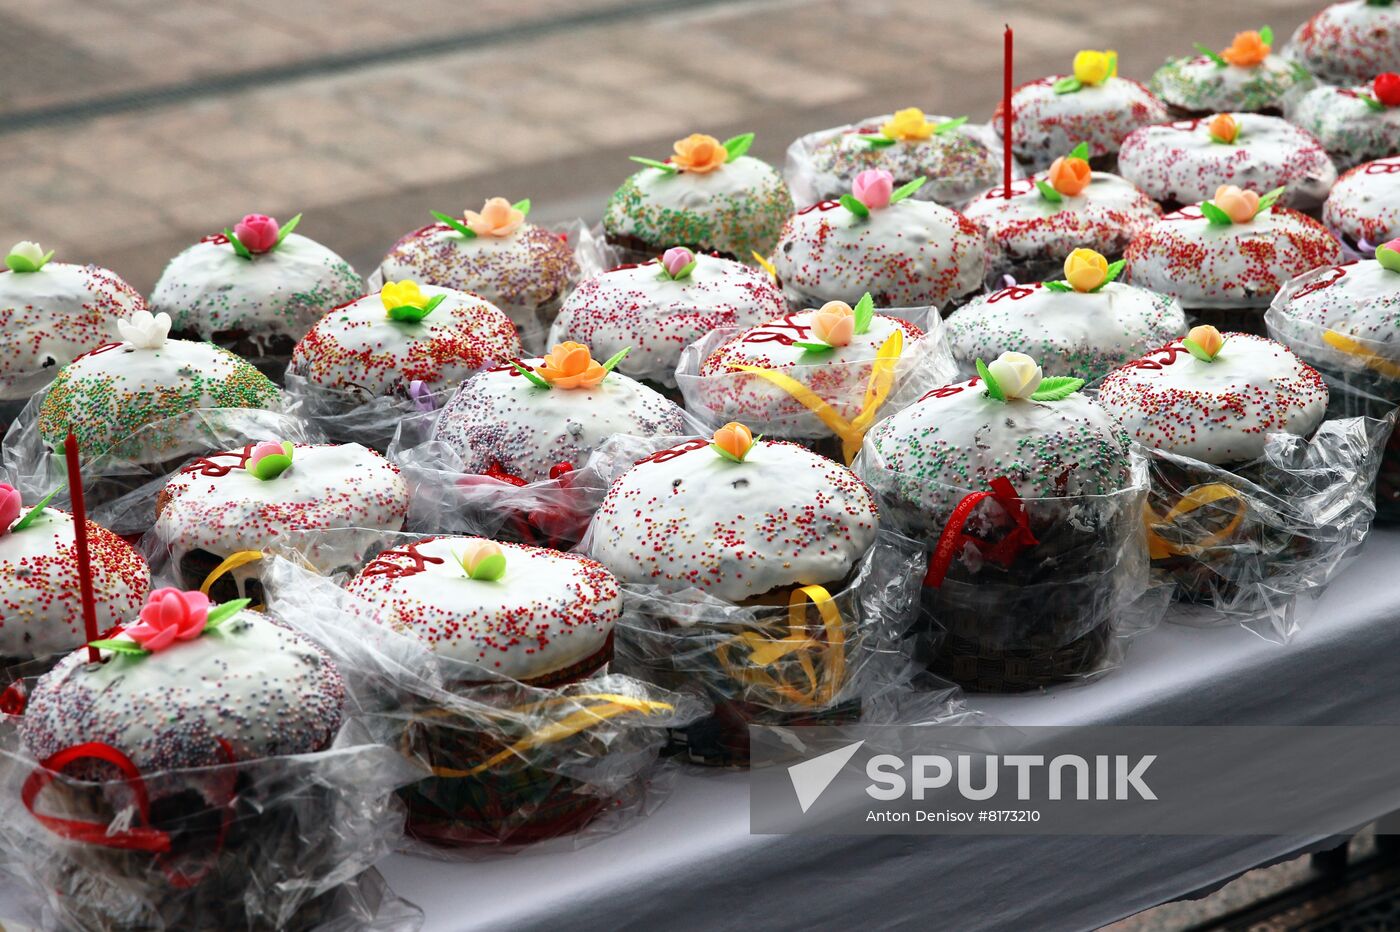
[117,310,172,350]
[988,351,1043,400]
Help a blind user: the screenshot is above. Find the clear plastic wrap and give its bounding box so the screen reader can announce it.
[674,310,959,465]
[281,369,456,453]
[262,551,708,855]
[855,444,1155,692]
[0,709,421,932]
[1267,288,1400,524]
[0,390,321,538]
[784,116,1018,209]
[1137,416,1392,639]
[386,398,704,548]
[367,221,604,356]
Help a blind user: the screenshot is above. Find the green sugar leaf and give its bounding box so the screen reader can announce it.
[839,194,870,218]
[430,210,478,239]
[889,176,928,204]
[861,135,898,148]
[1358,93,1386,112]
[1052,76,1082,95]
[386,293,446,323]
[629,156,678,174]
[512,361,552,390]
[710,442,746,463]
[205,598,252,629]
[1181,337,1215,362]
[934,116,968,134]
[601,346,632,374]
[1259,25,1273,46]
[1035,180,1063,203]
[852,292,875,333]
[89,639,150,656]
[722,132,755,160]
[975,358,1005,402]
[250,452,293,480]
[792,340,836,354]
[1199,201,1234,225]
[11,484,63,532]
[1029,377,1085,401]
[1254,185,1287,216]
[1042,280,1074,292]
[273,212,302,248]
[223,229,253,259]
[1068,141,1090,161]
[468,552,507,581]
[512,198,532,217]
[1096,259,1126,290]
[1194,43,1228,68]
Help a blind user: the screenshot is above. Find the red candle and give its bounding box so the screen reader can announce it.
[1004,24,1014,198]
[63,432,100,663]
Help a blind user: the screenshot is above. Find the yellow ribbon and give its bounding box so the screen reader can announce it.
[1144,483,1248,559]
[1322,329,1400,380]
[734,329,903,464]
[408,693,674,779]
[199,550,266,608]
[751,250,779,284]
[714,584,846,708]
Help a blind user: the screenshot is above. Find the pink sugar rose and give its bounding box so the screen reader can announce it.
[248,441,287,468]
[852,169,895,210]
[234,214,280,254]
[125,588,211,653]
[0,484,21,533]
[662,246,695,278]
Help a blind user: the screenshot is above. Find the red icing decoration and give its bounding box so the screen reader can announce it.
[361,540,446,580]
[635,437,709,465]
[483,461,528,487]
[182,444,256,477]
[1364,160,1400,175]
[987,284,1038,303]
[739,314,812,346]
[1291,262,1354,299]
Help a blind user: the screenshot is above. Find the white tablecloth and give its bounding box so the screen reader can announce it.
[378,530,1400,932]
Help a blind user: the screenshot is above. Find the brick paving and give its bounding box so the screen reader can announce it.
[0,0,1315,291]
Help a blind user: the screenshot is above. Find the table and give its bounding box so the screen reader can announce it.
[378,530,1400,932]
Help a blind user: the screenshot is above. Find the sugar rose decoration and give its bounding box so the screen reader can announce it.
[1358,73,1400,111]
[5,240,53,273]
[457,539,507,581]
[117,310,172,350]
[246,440,295,480]
[432,198,532,240]
[811,301,856,347]
[1375,237,1400,271]
[1208,113,1240,144]
[1197,27,1273,69]
[711,421,756,463]
[1182,324,1226,362]
[1199,184,1284,225]
[537,342,607,389]
[975,352,1085,403]
[1039,143,1092,201]
[852,170,894,209]
[863,108,967,147]
[1044,248,1124,293]
[660,246,697,281]
[381,279,446,322]
[90,589,252,657]
[0,484,20,533]
[629,132,754,174]
[1054,50,1117,93]
[224,212,300,259]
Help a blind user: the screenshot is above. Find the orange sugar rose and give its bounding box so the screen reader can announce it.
[671,134,729,173]
[1221,31,1270,67]
[537,342,607,389]
[712,422,755,461]
[1047,156,1091,196]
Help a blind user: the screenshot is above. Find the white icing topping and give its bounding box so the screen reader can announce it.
[1287,86,1400,171]
[1325,158,1400,246]
[1150,54,1308,113]
[151,234,363,350]
[432,363,687,482]
[946,282,1187,381]
[1271,259,1400,372]
[1287,1,1400,86]
[1005,76,1169,170]
[0,509,149,660]
[345,537,619,681]
[21,610,345,771]
[549,254,786,387]
[961,172,1161,266]
[859,379,1131,517]
[1124,207,1342,309]
[38,338,281,459]
[1097,333,1329,464]
[0,263,144,401]
[772,200,988,308]
[1117,115,1337,209]
[377,222,578,326]
[290,284,522,396]
[787,113,1003,207]
[591,439,878,602]
[155,443,408,586]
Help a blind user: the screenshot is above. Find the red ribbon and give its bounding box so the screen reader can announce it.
[923,477,1038,588]
[22,739,239,888]
[0,681,26,716]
